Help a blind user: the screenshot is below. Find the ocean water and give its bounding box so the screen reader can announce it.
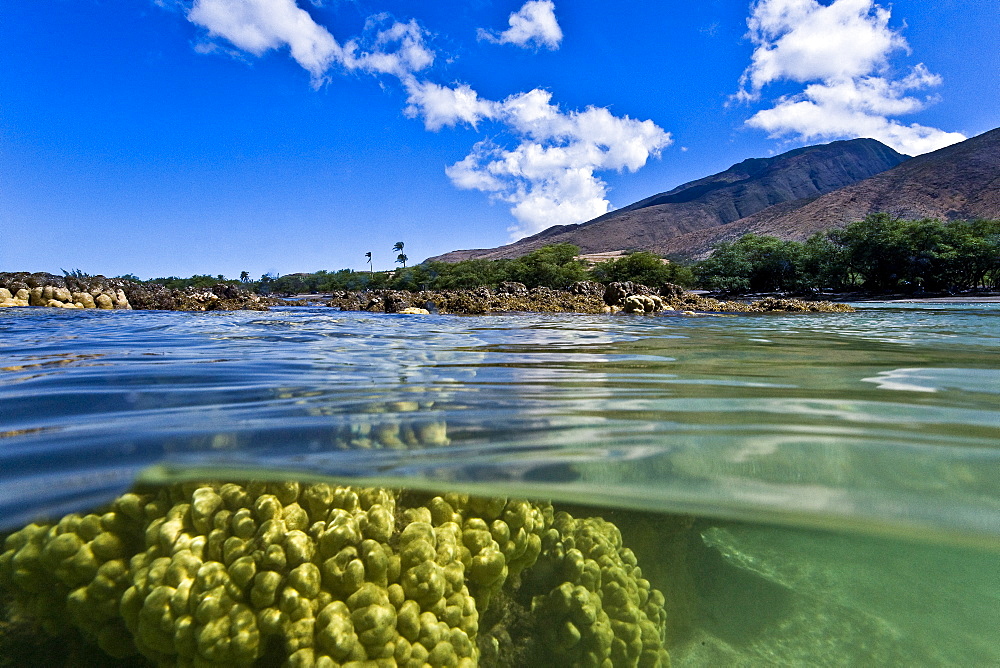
[2,303,1000,664]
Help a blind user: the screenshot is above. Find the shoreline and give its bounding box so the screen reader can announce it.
[22,272,981,314]
[851,296,1000,303]
[311,283,854,314]
[286,294,1000,305]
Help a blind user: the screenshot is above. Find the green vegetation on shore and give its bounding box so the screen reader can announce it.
[146,244,696,296]
[140,215,1000,298]
[695,215,1000,295]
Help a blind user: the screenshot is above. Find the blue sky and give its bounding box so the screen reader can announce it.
[2,0,997,279]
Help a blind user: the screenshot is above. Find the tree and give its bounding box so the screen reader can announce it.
[240,271,250,283]
[828,213,911,291]
[508,243,589,288]
[589,251,694,288]
[694,234,806,294]
[423,259,512,290]
[393,242,406,268]
[799,233,849,291]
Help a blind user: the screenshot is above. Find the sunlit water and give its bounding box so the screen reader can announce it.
[2,303,1000,664]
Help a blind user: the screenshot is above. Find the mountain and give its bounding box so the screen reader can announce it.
[429,137,910,262]
[430,128,1000,263]
[665,127,1000,257]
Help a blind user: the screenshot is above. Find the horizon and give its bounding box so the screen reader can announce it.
[3,0,997,280]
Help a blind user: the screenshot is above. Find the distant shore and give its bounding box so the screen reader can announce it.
[686,289,1000,306]
[15,271,998,314]
[283,283,855,314]
[855,296,1000,303]
[286,289,1000,307]
[832,291,1000,304]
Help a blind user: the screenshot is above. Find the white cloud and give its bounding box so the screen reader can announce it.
[176,1,669,238]
[187,0,433,85]
[738,0,965,155]
[188,0,343,82]
[403,79,499,131]
[478,0,563,50]
[748,97,966,157]
[341,17,434,78]
[435,89,671,238]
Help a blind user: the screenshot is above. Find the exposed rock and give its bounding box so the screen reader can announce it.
[0,287,28,307]
[325,286,852,315]
[603,281,657,307]
[383,292,411,314]
[0,273,276,311]
[73,292,96,309]
[363,291,413,313]
[497,282,528,295]
[624,294,668,313]
[659,283,687,300]
[569,280,606,298]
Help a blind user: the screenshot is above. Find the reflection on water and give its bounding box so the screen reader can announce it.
[2,304,1000,664]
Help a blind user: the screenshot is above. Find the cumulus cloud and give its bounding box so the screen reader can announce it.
[176,1,669,238]
[341,16,434,78]
[478,0,563,50]
[188,0,342,81]
[738,0,965,155]
[403,79,499,131]
[187,0,432,85]
[418,88,671,238]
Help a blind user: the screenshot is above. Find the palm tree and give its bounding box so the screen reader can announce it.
[239,271,250,283]
[393,242,406,269]
[365,252,372,274]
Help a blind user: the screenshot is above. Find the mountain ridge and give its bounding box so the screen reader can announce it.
[428,128,1000,263]
[429,137,909,262]
[657,127,1000,258]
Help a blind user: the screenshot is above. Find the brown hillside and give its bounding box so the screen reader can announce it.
[660,127,1000,258]
[429,138,908,262]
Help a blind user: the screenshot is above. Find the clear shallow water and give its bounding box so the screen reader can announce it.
[2,303,1000,664]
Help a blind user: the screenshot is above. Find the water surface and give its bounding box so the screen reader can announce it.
[2,303,999,663]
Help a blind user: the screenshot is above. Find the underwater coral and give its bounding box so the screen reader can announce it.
[0,482,669,667]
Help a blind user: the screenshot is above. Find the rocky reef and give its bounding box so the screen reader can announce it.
[0,275,131,311]
[0,272,851,315]
[325,281,854,315]
[0,274,275,312]
[1,482,671,667]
